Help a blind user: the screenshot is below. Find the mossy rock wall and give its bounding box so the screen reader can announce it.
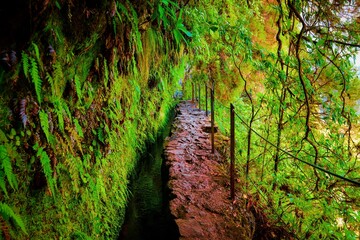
[0,0,187,239]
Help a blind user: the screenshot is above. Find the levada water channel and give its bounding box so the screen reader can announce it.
[118,111,179,240]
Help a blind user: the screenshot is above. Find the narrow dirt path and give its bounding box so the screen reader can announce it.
[164,101,252,240]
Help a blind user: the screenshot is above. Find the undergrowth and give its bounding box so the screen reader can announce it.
[0,0,188,239]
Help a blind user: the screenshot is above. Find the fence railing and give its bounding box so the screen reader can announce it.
[189,83,360,201]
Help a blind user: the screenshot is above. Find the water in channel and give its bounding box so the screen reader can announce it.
[119,116,179,240]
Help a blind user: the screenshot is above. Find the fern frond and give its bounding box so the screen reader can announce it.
[74,119,84,138]
[97,128,105,144]
[129,4,143,53]
[0,202,27,234]
[97,176,107,201]
[31,42,41,63]
[53,99,64,133]
[40,150,55,196]
[116,2,129,20]
[53,62,64,97]
[66,126,83,155]
[46,72,55,96]
[0,171,8,197]
[39,110,50,143]
[0,129,7,143]
[64,155,80,192]
[60,99,72,122]
[0,145,18,190]
[21,52,30,79]
[33,144,55,196]
[103,59,109,90]
[30,57,42,104]
[74,75,83,103]
[72,230,92,240]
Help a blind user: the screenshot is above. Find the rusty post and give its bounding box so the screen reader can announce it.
[211,85,215,154]
[230,103,235,200]
[205,85,208,116]
[195,83,197,102]
[198,84,201,110]
[192,82,194,102]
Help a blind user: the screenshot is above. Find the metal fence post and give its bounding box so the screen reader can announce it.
[198,84,201,110]
[211,85,215,154]
[205,85,208,116]
[192,83,194,102]
[230,103,235,200]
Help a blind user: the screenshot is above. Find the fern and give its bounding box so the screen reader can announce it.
[53,62,64,97]
[97,128,105,144]
[74,119,84,138]
[66,126,83,155]
[61,100,72,123]
[0,202,27,234]
[31,42,44,72]
[0,171,8,197]
[0,129,7,143]
[46,72,55,96]
[74,75,83,103]
[21,52,30,79]
[53,99,64,133]
[31,42,41,63]
[0,145,18,190]
[116,2,129,21]
[129,3,143,53]
[64,155,80,193]
[33,144,55,196]
[72,230,92,240]
[30,57,42,104]
[103,59,109,90]
[55,1,61,10]
[39,110,50,143]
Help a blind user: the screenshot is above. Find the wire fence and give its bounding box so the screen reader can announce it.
[188,82,360,189]
[209,86,360,187]
[188,82,360,238]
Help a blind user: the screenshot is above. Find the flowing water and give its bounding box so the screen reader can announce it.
[118,115,179,240]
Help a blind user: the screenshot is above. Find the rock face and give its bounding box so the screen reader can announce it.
[164,101,252,240]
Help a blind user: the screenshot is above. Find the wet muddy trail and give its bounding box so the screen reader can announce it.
[164,101,252,240]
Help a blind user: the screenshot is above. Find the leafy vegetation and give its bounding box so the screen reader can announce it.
[0,0,187,238]
[184,0,360,239]
[0,0,359,239]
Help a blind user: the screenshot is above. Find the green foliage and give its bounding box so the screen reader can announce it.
[186,0,360,238]
[128,3,142,53]
[116,1,143,53]
[151,0,178,28]
[39,110,51,143]
[103,59,109,91]
[0,202,27,234]
[173,10,192,46]
[74,75,83,103]
[52,62,65,98]
[30,57,42,104]
[52,98,72,133]
[74,119,84,138]
[0,145,18,191]
[21,52,30,79]
[32,42,41,64]
[72,231,92,240]
[0,0,189,239]
[151,0,191,48]
[33,143,55,196]
[0,172,8,197]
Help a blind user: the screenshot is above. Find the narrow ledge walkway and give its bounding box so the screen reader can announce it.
[164,101,252,240]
